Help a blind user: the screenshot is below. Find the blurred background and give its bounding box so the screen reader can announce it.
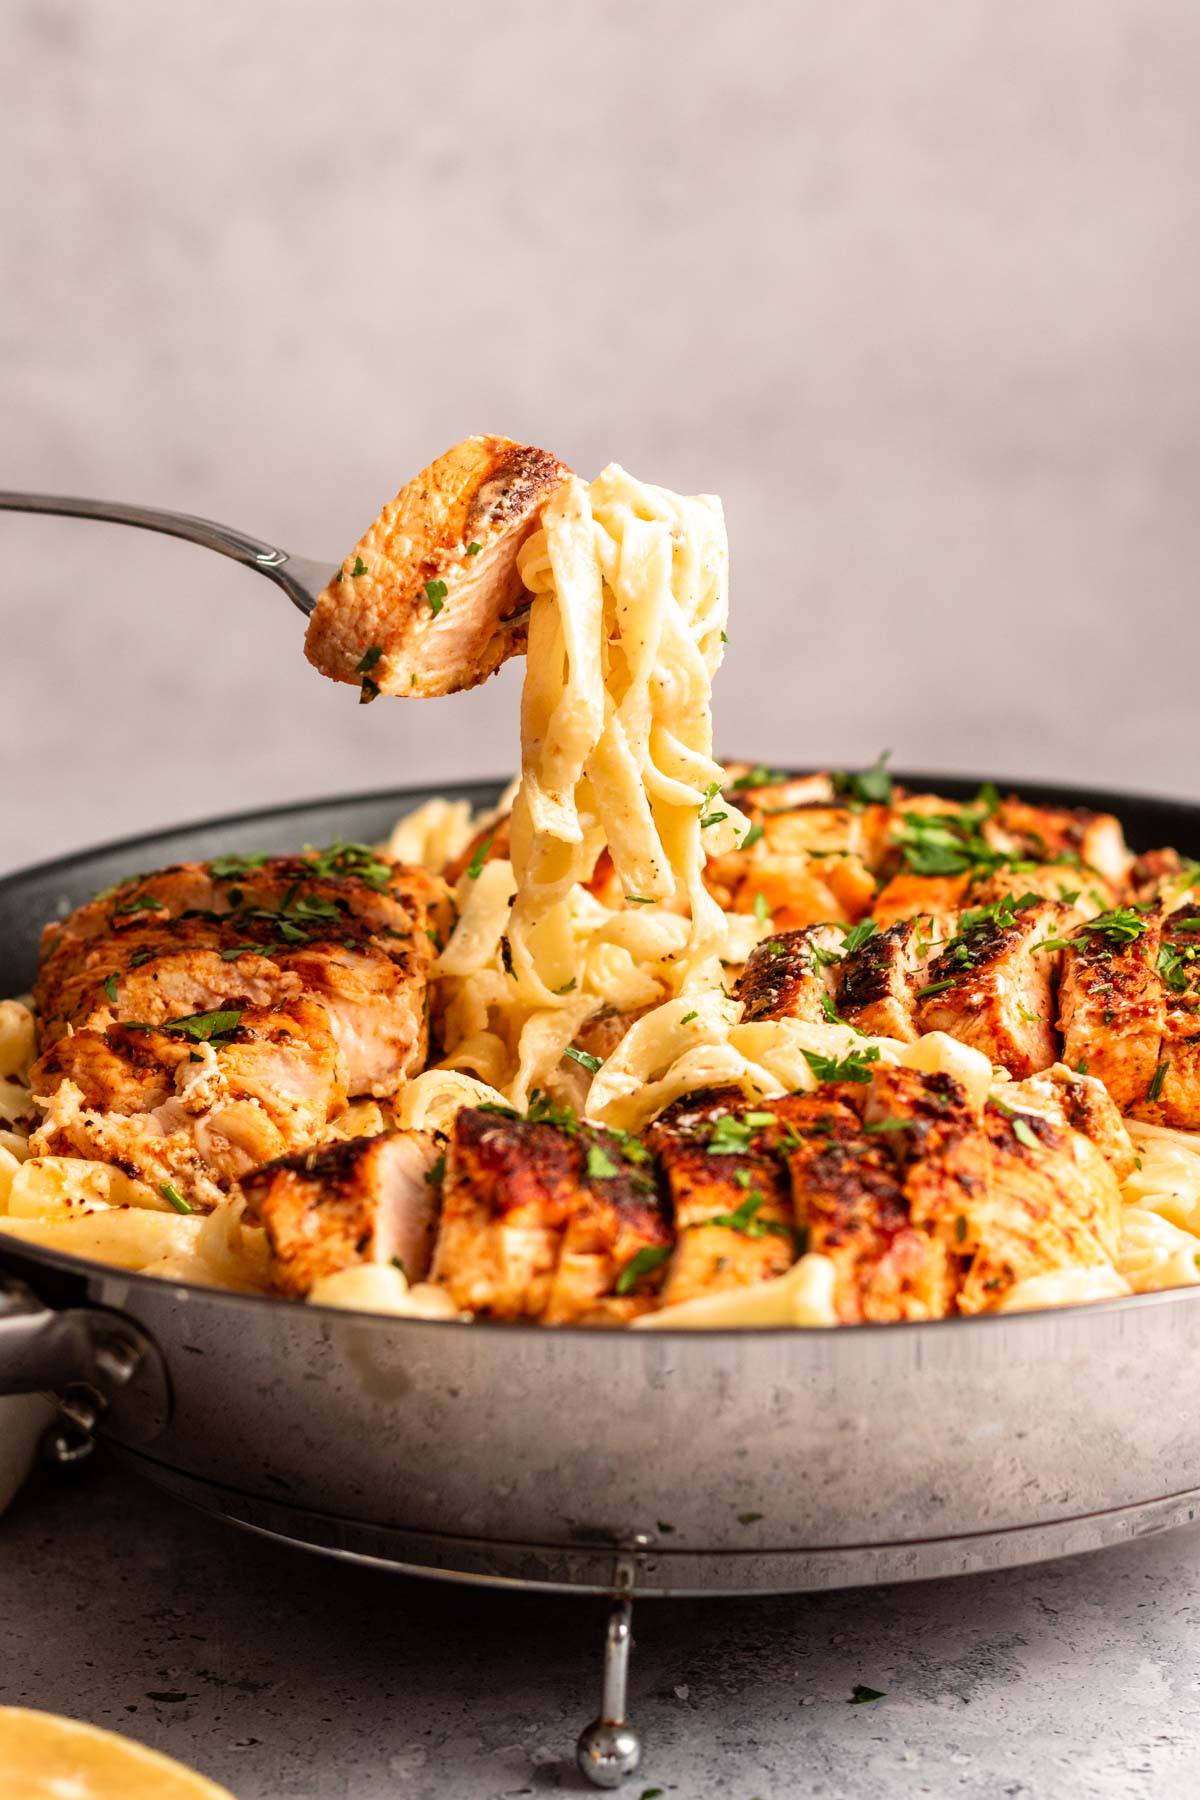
[3,0,1198,872]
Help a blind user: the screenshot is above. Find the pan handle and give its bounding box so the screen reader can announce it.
[0,1269,170,1445]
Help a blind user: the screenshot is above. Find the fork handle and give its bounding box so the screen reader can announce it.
[0,490,320,615]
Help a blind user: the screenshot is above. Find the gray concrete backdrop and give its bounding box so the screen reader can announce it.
[2,0,1199,872]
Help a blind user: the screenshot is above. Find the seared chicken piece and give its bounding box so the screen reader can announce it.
[982,797,1130,889]
[782,1090,955,1322]
[1058,908,1165,1112]
[304,436,572,699]
[240,1129,440,1299]
[648,1098,795,1307]
[36,851,443,1096]
[966,865,1115,920]
[871,872,970,935]
[859,1065,989,1255]
[1129,846,1200,909]
[1004,1064,1136,1180]
[705,771,880,926]
[838,917,936,1041]
[917,897,1065,1078]
[1134,901,1200,1127]
[737,925,845,1024]
[433,1106,670,1322]
[31,999,345,1205]
[29,848,442,1206]
[958,1099,1122,1312]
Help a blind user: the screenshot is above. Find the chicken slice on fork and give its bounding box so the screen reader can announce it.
[304,435,572,699]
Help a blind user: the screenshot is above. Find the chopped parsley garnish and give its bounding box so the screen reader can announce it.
[833,750,893,806]
[585,1143,620,1180]
[730,765,787,791]
[700,808,728,829]
[555,977,577,994]
[113,894,166,914]
[464,541,482,556]
[302,839,394,891]
[354,644,383,675]
[801,1045,880,1084]
[424,578,448,614]
[680,1010,698,1025]
[219,942,282,961]
[350,555,368,577]
[736,1510,764,1525]
[892,800,1020,878]
[159,1181,194,1215]
[465,832,496,880]
[849,1685,885,1705]
[954,1213,968,1243]
[564,1045,602,1074]
[124,1008,244,1046]
[705,1111,776,1154]
[819,992,845,1026]
[103,973,118,1004]
[624,894,655,905]
[916,978,955,998]
[1016,1002,1047,1024]
[864,1117,909,1133]
[705,1191,794,1241]
[390,1256,407,1276]
[1147,1059,1170,1103]
[753,891,771,926]
[209,853,270,879]
[425,1154,446,1187]
[809,940,843,970]
[740,822,764,850]
[615,1243,672,1295]
[1011,1116,1039,1150]
[841,919,878,954]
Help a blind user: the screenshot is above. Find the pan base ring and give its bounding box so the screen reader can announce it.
[112,1448,1200,1596]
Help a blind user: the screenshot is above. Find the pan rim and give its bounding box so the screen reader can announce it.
[3,766,1198,1342]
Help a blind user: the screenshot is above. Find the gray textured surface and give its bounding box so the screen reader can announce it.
[4,1,1200,875]
[3,1454,1200,1798]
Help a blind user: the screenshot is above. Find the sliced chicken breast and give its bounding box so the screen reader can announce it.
[240,1129,441,1299]
[432,1107,670,1322]
[304,436,572,699]
[838,917,935,1041]
[917,897,1065,1078]
[737,926,845,1024]
[1058,908,1165,1111]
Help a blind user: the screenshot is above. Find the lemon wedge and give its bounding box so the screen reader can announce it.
[0,1708,236,1800]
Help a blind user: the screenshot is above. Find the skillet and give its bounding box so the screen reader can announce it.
[4,772,1199,1784]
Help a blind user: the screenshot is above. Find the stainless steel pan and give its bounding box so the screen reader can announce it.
[4,774,1200,1786]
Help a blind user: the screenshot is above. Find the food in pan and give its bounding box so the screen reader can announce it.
[4,437,1200,1327]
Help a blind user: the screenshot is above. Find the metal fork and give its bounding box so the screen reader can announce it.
[0,490,340,616]
[0,490,535,636]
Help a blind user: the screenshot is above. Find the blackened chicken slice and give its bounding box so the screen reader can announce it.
[432,1108,669,1322]
[241,1129,441,1299]
[648,1101,796,1307]
[737,926,845,1024]
[982,797,1131,890]
[1058,908,1165,1113]
[781,1092,955,1323]
[859,1065,989,1253]
[958,1100,1122,1312]
[1134,902,1200,1127]
[838,918,936,1042]
[917,898,1065,1078]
